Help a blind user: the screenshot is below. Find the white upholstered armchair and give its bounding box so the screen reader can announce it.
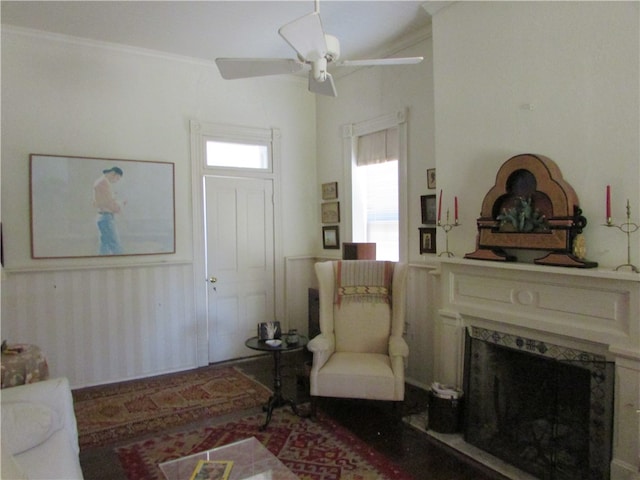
[307,260,409,410]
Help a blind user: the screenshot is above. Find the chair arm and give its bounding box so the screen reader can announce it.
[389,335,409,358]
[307,333,335,353]
[307,333,335,373]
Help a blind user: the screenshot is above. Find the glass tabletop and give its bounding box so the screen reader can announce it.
[244,334,308,352]
[159,436,297,480]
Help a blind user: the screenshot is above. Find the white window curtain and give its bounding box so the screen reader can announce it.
[356,127,399,166]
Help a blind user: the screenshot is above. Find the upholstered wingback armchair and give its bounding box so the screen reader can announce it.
[307,260,409,408]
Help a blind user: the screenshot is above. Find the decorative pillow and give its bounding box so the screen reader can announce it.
[0,441,29,479]
[1,402,60,455]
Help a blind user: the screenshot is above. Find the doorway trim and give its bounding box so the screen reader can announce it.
[190,119,283,367]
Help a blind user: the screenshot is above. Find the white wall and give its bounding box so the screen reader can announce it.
[431,1,640,266]
[1,28,317,387]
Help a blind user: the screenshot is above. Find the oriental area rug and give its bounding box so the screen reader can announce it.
[73,366,271,449]
[116,408,413,480]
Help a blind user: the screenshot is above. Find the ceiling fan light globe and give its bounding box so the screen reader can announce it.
[312,58,328,82]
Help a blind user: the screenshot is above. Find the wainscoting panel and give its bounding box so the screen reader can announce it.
[1,263,197,388]
[405,264,438,388]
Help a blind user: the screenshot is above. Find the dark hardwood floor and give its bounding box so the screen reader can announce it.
[79,351,509,480]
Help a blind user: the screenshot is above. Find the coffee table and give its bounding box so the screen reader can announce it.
[159,436,297,480]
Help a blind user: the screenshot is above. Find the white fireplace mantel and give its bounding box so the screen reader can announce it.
[434,257,640,480]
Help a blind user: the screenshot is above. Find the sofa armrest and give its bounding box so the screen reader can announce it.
[1,377,80,455]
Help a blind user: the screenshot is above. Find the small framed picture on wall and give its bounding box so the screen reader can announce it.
[421,195,437,224]
[419,227,437,254]
[321,182,338,200]
[427,168,436,189]
[323,226,340,249]
[321,201,340,223]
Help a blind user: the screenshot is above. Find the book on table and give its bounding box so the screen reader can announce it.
[189,460,233,480]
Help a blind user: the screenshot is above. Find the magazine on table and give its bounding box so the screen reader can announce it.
[189,460,233,480]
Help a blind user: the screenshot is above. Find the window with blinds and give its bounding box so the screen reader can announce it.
[353,127,399,261]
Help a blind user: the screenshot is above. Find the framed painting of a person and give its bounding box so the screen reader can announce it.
[30,154,175,259]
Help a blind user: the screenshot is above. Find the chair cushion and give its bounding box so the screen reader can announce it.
[315,352,396,400]
[334,302,391,354]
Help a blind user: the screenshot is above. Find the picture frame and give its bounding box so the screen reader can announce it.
[427,168,436,189]
[189,460,233,480]
[322,225,340,249]
[321,201,340,223]
[421,194,437,224]
[257,321,281,340]
[419,227,437,254]
[30,154,175,259]
[321,181,338,200]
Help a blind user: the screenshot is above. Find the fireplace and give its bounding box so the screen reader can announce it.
[464,327,614,480]
[434,258,639,480]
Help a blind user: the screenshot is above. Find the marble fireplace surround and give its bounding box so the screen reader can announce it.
[435,258,640,480]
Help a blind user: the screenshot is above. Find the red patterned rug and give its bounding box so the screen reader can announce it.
[73,366,271,449]
[116,408,413,480]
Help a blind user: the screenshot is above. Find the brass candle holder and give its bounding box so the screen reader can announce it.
[438,209,460,257]
[603,199,639,273]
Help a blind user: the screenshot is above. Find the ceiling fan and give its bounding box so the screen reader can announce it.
[214,1,423,97]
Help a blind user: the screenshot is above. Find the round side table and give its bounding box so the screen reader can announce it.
[1,344,50,388]
[245,334,308,430]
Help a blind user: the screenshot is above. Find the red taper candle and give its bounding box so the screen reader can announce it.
[454,196,458,222]
[438,190,443,222]
[606,185,611,219]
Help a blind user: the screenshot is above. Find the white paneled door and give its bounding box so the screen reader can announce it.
[204,176,275,362]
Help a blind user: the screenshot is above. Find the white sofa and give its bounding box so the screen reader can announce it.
[1,377,84,479]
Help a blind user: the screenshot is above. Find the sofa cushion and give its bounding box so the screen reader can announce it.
[1,401,60,455]
[1,441,28,480]
[14,429,85,480]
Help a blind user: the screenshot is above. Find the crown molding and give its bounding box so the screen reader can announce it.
[421,1,455,17]
[1,24,212,66]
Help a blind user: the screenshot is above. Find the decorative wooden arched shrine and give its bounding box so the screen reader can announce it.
[465,153,597,267]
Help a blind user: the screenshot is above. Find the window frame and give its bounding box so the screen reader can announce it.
[341,109,409,263]
[201,123,274,176]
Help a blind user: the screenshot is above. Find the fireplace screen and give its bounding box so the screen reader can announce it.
[464,327,614,480]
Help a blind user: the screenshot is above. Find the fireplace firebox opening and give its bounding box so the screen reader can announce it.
[463,327,614,480]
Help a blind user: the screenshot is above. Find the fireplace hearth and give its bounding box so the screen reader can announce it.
[464,327,614,480]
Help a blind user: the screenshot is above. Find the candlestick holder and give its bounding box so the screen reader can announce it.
[437,210,461,257]
[603,199,639,273]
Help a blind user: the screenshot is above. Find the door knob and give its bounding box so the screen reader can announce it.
[207,276,218,283]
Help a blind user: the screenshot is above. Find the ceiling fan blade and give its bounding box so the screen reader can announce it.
[336,56,424,67]
[215,58,304,79]
[279,12,327,62]
[309,72,337,97]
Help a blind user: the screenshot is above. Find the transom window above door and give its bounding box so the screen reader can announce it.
[206,140,270,171]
